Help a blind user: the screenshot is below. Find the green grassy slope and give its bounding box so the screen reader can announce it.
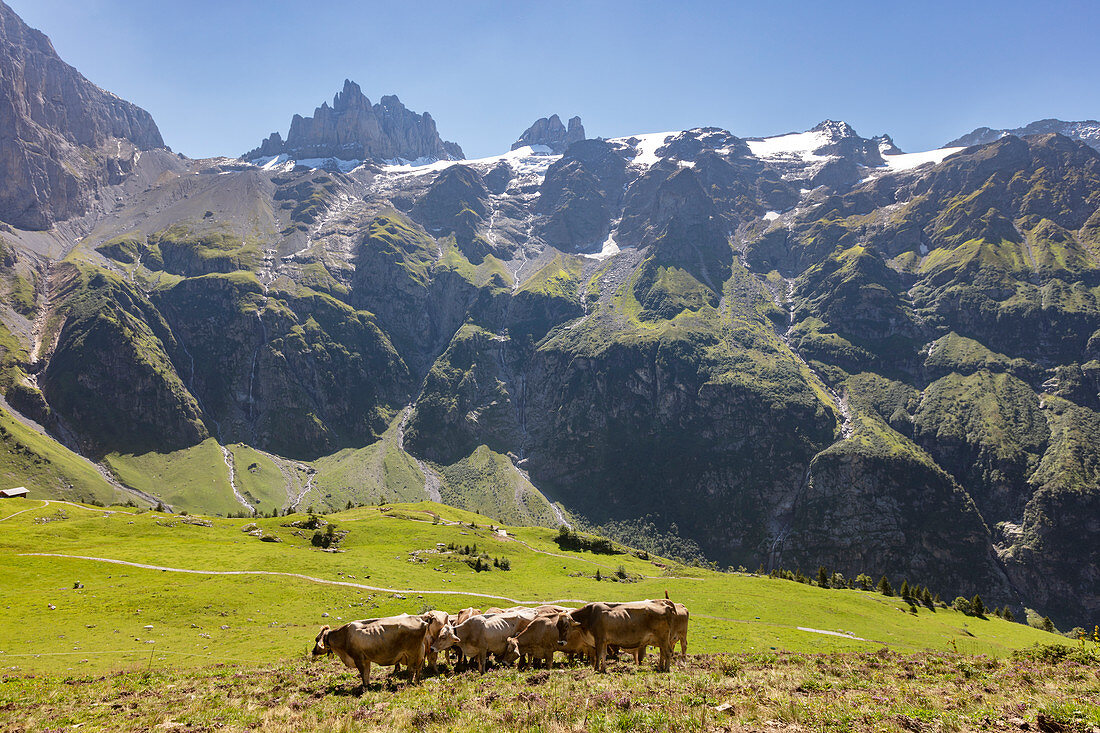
[104,438,239,515]
[227,443,301,515]
[437,445,561,527]
[0,498,1064,679]
[307,416,427,509]
[0,406,123,505]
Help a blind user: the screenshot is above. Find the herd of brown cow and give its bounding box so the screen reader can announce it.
[311,597,689,689]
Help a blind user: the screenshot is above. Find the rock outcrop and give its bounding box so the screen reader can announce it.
[0,0,165,229]
[512,114,584,153]
[244,80,464,163]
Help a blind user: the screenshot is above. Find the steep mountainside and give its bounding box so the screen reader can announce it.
[0,3,1097,628]
[0,0,164,230]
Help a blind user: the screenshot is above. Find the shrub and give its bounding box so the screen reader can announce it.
[554,527,617,555]
[856,573,873,591]
[952,597,973,615]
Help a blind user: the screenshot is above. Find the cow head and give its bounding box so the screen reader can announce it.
[501,637,520,665]
[556,612,580,646]
[311,625,331,657]
[430,623,459,654]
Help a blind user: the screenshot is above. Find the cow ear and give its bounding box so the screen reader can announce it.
[317,625,330,650]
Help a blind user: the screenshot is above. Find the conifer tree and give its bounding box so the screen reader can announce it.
[971,594,985,617]
[877,576,894,596]
[900,580,910,599]
[817,566,830,588]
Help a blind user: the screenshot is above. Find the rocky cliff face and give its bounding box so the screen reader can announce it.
[244,80,463,163]
[511,114,585,154]
[0,0,164,229]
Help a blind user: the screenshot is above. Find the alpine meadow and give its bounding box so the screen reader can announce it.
[0,1,1098,731]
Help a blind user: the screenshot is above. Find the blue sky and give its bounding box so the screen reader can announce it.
[8,0,1099,159]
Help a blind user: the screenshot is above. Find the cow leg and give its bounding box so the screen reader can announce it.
[658,641,671,672]
[680,633,687,658]
[594,637,606,672]
[357,660,371,690]
[478,650,487,674]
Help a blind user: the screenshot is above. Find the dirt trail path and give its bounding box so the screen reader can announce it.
[20,553,588,606]
[0,499,114,522]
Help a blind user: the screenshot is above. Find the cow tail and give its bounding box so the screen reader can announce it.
[665,590,670,600]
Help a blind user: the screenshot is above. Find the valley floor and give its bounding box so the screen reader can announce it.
[2,648,1097,732]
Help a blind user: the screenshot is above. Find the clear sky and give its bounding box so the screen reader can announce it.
[7,0,1099,159]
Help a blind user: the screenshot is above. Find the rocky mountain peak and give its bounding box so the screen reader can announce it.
[874,134,902,155]
[0,0,166,229]
[512,114,585,153]
[811,119,860,141]
[243,79,464,163]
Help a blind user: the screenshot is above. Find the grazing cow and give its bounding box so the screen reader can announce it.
[557,600,675,672]
[422,610,450,672]
[511,613,594,668]
[312,614,432,688]
[431,611,531,673]
[534,604,569,616]
[623,601,690,662]
[446,607,482,670]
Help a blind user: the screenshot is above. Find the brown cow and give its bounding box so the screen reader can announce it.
[312,614,431,688]
[446,607,482,670]
[557,600,675,672]
[511,613,593,668]
[431,611,530,673]
[624,601,689,662]
[422,610,450,672]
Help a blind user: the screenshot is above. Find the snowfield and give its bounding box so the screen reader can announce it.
[746,130,831,161]
[881,147,965,171]
[381,144,559,178]
[611,132,679,168]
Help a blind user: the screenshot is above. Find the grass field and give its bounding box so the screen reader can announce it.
[3,648,1097,732]
[0,497,1091,731]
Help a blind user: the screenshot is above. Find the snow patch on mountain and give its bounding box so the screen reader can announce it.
[381,144,558,178]
[881,147,966,171]
[747,130,831,161]
[250,154,365,173]
[585,231,621,260]
[612,132,679,168]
